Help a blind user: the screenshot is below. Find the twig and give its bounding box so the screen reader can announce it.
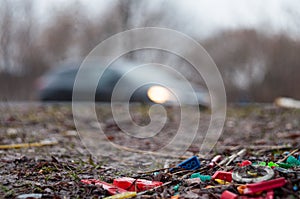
[0,139,58,149]
[278,148,299,163]
[137,181,172,196]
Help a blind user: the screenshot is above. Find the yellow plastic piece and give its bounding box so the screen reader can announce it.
[214,179,230,185]
[103,192,137,199]
[247,171,258,177]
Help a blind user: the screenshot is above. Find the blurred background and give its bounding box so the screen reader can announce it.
[0,0,299,102]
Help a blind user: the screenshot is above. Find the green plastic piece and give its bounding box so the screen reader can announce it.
[190,173,211,182]
[277,162,293,169]
[259,162,266,166]
[286,156,300,166]
[191,173,200,178]
[173,184,180,192]
[200,175,212,182]
[267,162,278,167]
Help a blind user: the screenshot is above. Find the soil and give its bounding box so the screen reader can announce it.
[0,103,299,198]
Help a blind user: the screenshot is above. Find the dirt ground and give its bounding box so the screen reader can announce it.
[0,103,299,198]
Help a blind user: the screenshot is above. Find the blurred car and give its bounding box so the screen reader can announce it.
[36,59,210,106]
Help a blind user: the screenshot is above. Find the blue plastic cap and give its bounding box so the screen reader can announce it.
[177,156,201,170]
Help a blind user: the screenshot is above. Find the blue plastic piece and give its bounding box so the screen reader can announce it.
[177,156,201,170]
[293,185,298,191]
[283,151,290,156]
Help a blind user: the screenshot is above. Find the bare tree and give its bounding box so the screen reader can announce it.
[0,0,13,72]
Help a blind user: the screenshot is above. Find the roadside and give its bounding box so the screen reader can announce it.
[0,103,299,198]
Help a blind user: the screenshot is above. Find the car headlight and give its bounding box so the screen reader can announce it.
[147,85,175,104]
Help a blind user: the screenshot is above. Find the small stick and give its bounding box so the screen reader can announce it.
[0,140,58,149]
[137,181,172,196]
[278,148,299,163]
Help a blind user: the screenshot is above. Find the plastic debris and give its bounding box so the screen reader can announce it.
[16,194,43,199]
[212,171,232,182]
[267,161,278,167]
[215,179,231,185]
[103,192,137,199]
[238,160,252,167]
[170,195,179,199]
[80,148,300,198]
[277,162,293,169]
[221,190,238,199]
[258,162,267,166]
[113,177,163,192]
[219,149,247,166]
[237,177,286,195]
[81,179,128,195]
[209,155,222,168]
[286,156,300,166]
[283,151,290,156]
[173,184,180,192]
[232,165,274,183]
[175,156,201,170]
[190,172,211,182]
[293,184,298,191]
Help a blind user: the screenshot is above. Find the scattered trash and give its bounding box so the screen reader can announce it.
[277,162,293,169]
[212,171,232,182]
[286,156,300,166]
[209,155,222,168]
[215,179,231,185]
[170,195,179,199]
[173,184,180,192]
[16,194,43,199]
[190,173,211,182]
[174,156,201,171]
[81,179,129,195]
[267,161,278,167]
[113,177,163,192]
[79,149,300,198]
[15,193,57,199]
[219,149,247,166]
[258,161,267,166]
[237,177,287,195]
[238,160,252,167]
[103,192,137,199]
[232,165,274,183]
[221,190,238,199]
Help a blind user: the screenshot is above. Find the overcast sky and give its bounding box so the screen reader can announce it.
[36,0,300,39]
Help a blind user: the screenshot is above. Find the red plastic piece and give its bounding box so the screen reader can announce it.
[212,171,232,182]
[240,190,274,199]
[209,155,222,168]
[238,160,252,167]
[113,177,163,192]
[220,190,238,199]
[266,190,274,199]
[81,179,128,195]
[240,177,286,195]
